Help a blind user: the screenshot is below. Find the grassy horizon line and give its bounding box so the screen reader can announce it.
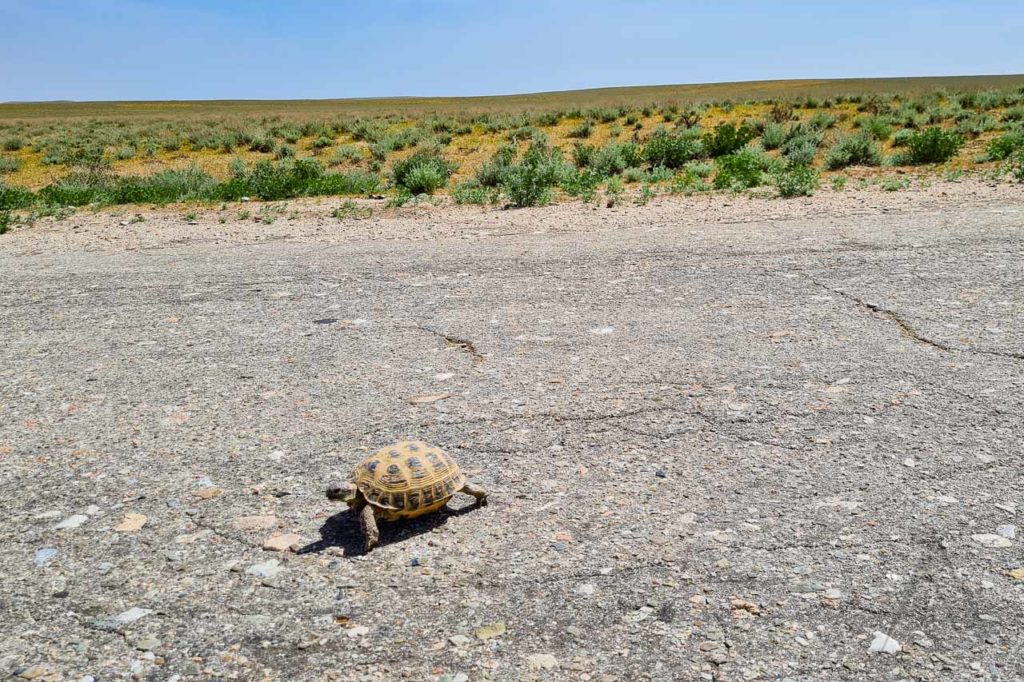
[4,74,1024,119]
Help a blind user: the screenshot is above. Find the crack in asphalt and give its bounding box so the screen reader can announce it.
[413,324,484,363]
[807,276,1024,363]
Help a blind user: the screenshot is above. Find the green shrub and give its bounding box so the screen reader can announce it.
[502,140,564,207]
[390,149,456,194]
[808,111,838,130]
[682,160,713,178]
[713,148,772,190]
[2,137,23,152]
[855,115,893,141]
[0,209,11,234]
[0,156,21,174]
[39,166,219,206]
[559,167,602,202]
[0,181,36,209]
[890,128,915,147]
[901,127,963,164]
[761,123,786,150]
[567,120,594,139]
[986,131,1024,160]
[1003,106,1024,123]
[774,163,819,197]
[1012,147,1024,182]
[572,143,596,168]
[217,159,379,201]
[311,135,334,152]
[329,145,363,165]
[248,135,274,153]
[956,113,997,138]
[783,137,819,166]
[825,133,881,169]
[604,177,625,207]
[642,129,704,169]
[703,122,756,157]
[475,144,516,187]
[274,143,296,160]
[591,142,641,176]
[452,181,497,205]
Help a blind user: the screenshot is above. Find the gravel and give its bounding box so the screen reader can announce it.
[1,183,1023,679]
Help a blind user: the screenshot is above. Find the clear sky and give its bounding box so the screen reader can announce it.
[2,0,1023,102]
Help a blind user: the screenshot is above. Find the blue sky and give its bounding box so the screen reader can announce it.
[2,0,1023,102]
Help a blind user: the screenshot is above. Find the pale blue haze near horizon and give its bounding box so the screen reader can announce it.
[2,0,1023,102]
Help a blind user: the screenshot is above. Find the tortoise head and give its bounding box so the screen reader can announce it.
[325,479,359,503]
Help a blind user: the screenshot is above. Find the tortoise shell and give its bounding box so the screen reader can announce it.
[351,441,466,520]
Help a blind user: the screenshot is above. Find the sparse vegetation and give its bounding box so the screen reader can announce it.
[898,127,963,164]
[390,148,456,195]
[825,133,882,169]
[1,78,1023,219]
[774,163,819,197]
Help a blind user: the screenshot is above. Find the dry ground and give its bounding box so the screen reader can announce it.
[1,181,1022,681]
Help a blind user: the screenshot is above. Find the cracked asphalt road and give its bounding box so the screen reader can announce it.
[1,192,1022,681]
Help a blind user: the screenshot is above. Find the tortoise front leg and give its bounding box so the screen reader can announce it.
[460,482,488,507]
[358,503,380,552]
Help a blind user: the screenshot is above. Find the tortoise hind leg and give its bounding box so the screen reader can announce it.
[460,481,488,507]
[358,503,380,552]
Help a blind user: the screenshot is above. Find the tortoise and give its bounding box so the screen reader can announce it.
[326,440,487,552]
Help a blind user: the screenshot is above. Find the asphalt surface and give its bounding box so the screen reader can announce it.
[1,194,1023,681]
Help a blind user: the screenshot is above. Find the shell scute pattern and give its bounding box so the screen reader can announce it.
[352,441,466,518]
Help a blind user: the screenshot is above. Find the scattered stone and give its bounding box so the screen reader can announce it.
[996,524,1016,540]
[345,625,369,638]
[83,505,100,516]
[17,666,56,680]
[54,514,88,530]
[972,534,1012,548]
[527,654,559,670]
[262,533,302,552]
[115,513,147,532]
[576,582,596,596]
[34,548,58,566]
[729,599,760,616]
[902,458,916,467]
[452,674,469,682]
[1008,568,1024,581]
[475,622,506,641]
[174,530,211,544]
[246,559,285,579]
[590,327,614,335]
[655,469,667,478]
[33,511,62,521]
[912,632,933,648]
[869,631,901,654]
[136,637,160,651]
[449,634,471,647]
[111,607,153,625]
[232,515,279,531]
[193,487,223,500]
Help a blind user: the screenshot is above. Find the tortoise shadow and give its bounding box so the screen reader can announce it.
[297,501,483,557]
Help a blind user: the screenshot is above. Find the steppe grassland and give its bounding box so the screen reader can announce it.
[1,75,1024,222]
